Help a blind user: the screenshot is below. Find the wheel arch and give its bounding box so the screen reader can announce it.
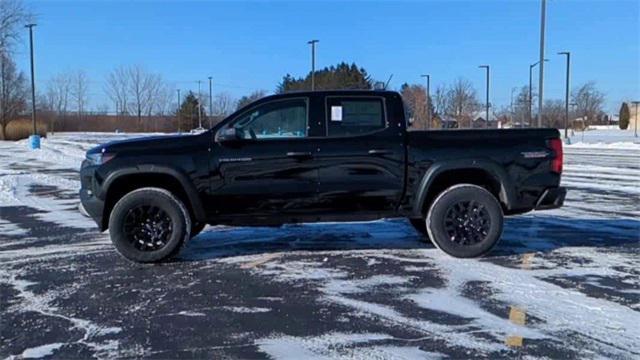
[100,167,206,231]
[412,160,516,217]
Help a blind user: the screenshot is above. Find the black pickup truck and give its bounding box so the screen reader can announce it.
[80,90,565,263]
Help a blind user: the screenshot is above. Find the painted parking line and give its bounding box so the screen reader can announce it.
[239,253,282,269]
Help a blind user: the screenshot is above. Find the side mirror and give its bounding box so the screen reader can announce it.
[215,127,241,143]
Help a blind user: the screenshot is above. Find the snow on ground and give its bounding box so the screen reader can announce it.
[565,127,640,149]
[1,131,639,359]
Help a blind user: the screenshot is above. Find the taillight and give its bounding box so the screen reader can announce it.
[548,138,563,173]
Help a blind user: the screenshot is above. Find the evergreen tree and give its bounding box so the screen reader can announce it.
[619,102,630,130]
[236,90,267,110]
[177,92,206,130]
[277,62,373,93]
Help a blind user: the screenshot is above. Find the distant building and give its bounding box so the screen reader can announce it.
[439,115,458,129]
[627,102,640,131]
[472,110,498,128]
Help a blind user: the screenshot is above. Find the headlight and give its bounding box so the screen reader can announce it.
[86,150,114,165]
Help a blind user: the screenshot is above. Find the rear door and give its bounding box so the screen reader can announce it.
[315,95,405,214]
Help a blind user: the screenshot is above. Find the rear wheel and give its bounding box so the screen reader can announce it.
[108,187,191,263]
[426,184,503,258]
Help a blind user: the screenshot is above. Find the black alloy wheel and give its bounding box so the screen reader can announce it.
[443,200,491,246]
[123,205,174,251]
[426,184,503,258]
[109,187,191,263]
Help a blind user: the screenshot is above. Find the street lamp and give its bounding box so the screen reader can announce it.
[176,89,181,133]
[307,40,319,91]
[208,76,213,127]
[479,65,490,128]
[529,59,548,127]
[25,23,39,149]
[537,0,547,128]
[421,74,430,129]
[558,52,571,140]
[197,80,202,129]
[633,101,640,138]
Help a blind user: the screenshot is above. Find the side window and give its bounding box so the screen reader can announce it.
[232,99,307,139]
[326,97,385,137]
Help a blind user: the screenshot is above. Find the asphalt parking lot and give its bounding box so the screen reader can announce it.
[1,133,639,359]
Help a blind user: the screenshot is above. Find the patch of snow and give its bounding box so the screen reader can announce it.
[257,332,394,360]
[219,306,271,313]
[20,342,65,358]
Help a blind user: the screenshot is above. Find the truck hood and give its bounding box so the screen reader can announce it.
[87,133,209,156]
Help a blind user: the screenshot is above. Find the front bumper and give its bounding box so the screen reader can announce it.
[534,187,566,210]
[79,163,105,229]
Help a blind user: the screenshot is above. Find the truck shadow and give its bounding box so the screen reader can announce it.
[178,216,640,262]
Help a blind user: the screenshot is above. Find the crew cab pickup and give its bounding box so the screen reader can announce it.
[80,90,565,263]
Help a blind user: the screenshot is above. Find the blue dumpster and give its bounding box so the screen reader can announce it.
[28,135,41,149]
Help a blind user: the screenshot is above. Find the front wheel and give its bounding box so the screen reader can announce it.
[426,184,503,258]
[108,187,191,263]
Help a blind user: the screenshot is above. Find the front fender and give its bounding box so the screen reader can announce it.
[412,159,517,216]
[99,165,207,222]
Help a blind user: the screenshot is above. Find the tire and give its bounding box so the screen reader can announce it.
[108,187,191,263]
[426,184,503,258]
[191,222,206,238]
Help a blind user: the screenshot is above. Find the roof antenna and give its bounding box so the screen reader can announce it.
[384,74,394,90]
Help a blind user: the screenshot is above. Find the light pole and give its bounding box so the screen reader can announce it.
[633,101,640,138]
[558,52,571,139]
[510,87,516,128]
[197,80,202,129]
[529,59,548,127]
[308,39,319,91]
[537,0,547,128]
[176,89,181,132]
[479,65,490,128]
[421,74,430,129]
[208,76,213,128]
[25,23,38,148]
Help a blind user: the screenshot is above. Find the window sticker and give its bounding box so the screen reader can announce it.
[331,106,343,121]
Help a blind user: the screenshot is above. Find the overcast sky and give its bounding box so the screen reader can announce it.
[17,0,640,113]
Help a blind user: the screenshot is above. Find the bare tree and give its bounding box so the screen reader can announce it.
[433,85,448,116]
[541,99,565,128]
[211,92,236,117]
[0,0,32,54]
[104,66,129,116]
[445,78,480,128]
[71,70,89,119]
[400,83,434,129]
[153,83,173,117]
[0,51,27,139]
[511,86,530,127]
[104,65,171,126]
[45,72,72,132]
[572,82,605,124]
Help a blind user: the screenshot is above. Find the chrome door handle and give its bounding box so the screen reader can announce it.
[368,149,392,155]
[286,151,313,159]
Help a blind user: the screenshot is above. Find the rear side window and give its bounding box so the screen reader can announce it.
[326,97,385,137]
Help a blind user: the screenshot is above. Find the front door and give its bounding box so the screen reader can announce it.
[209,97,318,219]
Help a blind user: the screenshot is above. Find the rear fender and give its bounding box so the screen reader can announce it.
[412,159,516,216]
